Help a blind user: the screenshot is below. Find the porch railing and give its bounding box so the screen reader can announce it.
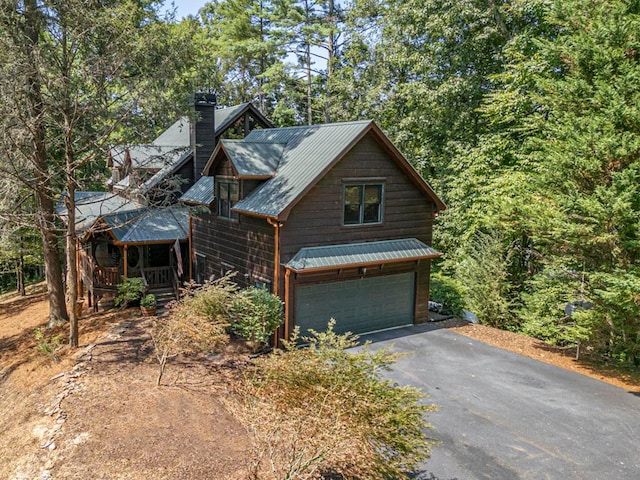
[136,266,173,289]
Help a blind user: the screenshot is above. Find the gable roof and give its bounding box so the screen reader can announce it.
[100,206,189,245]
[206,121,446,220]
[219,139,283,178]
[56,191,145,233]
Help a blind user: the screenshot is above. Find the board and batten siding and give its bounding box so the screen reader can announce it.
[191,211,275,289]
[279,131,437,327]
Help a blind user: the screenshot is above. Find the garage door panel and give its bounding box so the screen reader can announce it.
[295,272,415,336]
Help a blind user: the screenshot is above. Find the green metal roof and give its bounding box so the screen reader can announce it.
[232,121,372,218]
[180,176,214,205]
[221,139,283,177]
[56,192,144,233]
[103,206,189,244]
[285,238,442,272]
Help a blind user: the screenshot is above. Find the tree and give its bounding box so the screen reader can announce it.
[0,0,194,345]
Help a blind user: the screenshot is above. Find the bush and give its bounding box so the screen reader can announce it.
[231,287,283,350]
[140,293,156,308]
[114,277,145,308]
[151,275,236,385]
[430,272,466,316]
[229,320,435,479]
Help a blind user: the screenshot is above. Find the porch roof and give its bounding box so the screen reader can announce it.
[285,238,442,272]
[102,206,189,245]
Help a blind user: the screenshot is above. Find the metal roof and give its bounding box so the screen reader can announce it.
[285,238,442,272]
[221,139,283,177]
[103,206,189,244]
[56,192,144,233]
[109,144,188,170]
[232,121,372,218]
[152,117,191,147]
[180,176,214,205]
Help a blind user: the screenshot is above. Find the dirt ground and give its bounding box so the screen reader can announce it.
[1,290,638,480]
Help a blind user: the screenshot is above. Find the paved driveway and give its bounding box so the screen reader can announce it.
[358,323,640,480]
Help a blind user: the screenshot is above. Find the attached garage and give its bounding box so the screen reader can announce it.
[295,272,415,335]
[284,238,441,338]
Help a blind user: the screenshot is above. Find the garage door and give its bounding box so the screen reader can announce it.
[295,272,415,336]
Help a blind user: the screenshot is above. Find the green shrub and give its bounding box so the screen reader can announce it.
[34,327,64,360]
[430,272,466,316]
[140,293,156,308]
[231,287,283,349]
[114,277,145,308]
[230,320,435,479]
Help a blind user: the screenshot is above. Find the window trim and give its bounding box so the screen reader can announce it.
[342,182,384,226]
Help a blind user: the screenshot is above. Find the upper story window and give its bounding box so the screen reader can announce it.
[217,178,239,220]
[343,183,383,225]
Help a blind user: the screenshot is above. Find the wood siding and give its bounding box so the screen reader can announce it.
[191,210,275,289]
[279,132,436,262]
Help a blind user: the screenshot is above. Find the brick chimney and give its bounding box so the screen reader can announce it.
[191,93,217,180]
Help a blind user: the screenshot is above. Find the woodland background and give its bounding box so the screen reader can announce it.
[0,0,638,365]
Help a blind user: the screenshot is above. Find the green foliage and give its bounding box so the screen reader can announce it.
[519,270,591,347]
[152,275,237,385]
[456,232,515,328]
[579,270,640,366]
[34,327,64,360]
[140,293,156,309]
[232,320,435,479]
[230,287,283,349]
[114,277,146,308]
[430,272,466,316]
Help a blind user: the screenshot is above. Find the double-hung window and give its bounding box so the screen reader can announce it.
[343,183,383,225]
[217,178,239,220]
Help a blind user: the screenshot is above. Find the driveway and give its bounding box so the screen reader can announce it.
[358,323,640,480]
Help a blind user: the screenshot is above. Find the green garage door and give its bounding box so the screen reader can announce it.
[295,272,415,336]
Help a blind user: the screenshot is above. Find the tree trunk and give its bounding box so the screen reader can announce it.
[24,0,68,327]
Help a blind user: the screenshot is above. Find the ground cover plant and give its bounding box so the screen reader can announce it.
[229,320,435,480]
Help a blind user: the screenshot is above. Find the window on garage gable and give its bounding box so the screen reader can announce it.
[343,183,383,225]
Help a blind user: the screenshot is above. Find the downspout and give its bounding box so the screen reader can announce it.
[188,214,193,281]
[284,267,291,342]
[267,218,283,345]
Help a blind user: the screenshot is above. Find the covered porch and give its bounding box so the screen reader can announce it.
[78,206,189,309]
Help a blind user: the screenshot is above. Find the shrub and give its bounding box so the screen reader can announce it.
[231,287,283,350]
[151,274,236,385]
[430,272,466,316]
[140,293,156,309]
[229,320,435,479]
[114,277,145,308]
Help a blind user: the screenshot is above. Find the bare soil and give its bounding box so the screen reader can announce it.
[1,289,638,479]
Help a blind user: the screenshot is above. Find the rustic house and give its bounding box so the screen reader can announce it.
[61,97,272,309]
[182,120,446,340]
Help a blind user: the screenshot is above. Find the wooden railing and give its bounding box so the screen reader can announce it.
[94,266,120,288]
[138,266,172,289]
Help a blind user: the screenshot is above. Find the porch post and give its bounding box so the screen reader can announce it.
[123,244,128,280]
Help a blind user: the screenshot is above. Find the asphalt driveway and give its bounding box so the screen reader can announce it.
[358,323,640,480]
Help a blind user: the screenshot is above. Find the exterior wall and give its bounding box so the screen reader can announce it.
[280,132,437,333]
[279,132,436,262]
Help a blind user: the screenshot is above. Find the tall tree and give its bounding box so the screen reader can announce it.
[0,0,192,344]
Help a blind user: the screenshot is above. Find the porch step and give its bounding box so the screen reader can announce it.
[148,287,178,309]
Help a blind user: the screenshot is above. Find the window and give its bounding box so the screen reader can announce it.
[217,178,239,219]
[343,184,383,225]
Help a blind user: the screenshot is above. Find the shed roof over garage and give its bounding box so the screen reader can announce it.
[285,238,441,272]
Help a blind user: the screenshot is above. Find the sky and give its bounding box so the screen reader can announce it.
[164,0,208,19]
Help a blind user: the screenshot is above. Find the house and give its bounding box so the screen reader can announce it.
[61,97,273,309]
[183,120,446,340]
